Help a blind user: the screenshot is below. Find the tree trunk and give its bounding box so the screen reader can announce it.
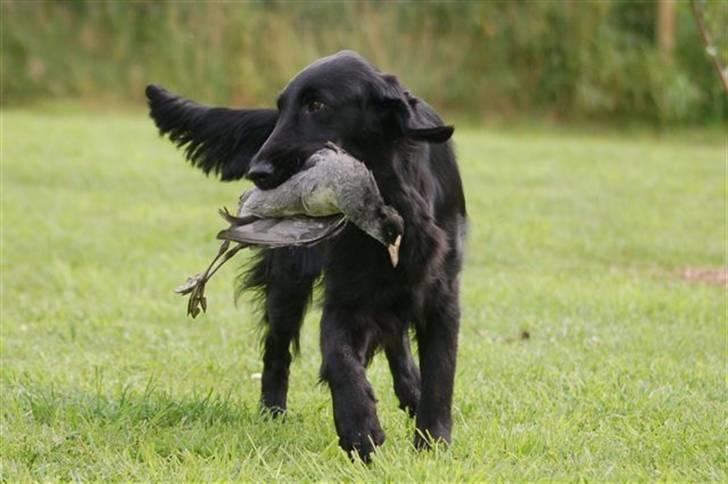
[656,0,675,62]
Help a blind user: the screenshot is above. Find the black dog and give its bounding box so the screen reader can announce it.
[146,50,466,461]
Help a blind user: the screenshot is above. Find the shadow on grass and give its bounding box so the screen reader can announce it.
[16,380,258,430]
[8,380,323,473]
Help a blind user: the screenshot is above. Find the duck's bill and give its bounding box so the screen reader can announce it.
[388,235,402,268]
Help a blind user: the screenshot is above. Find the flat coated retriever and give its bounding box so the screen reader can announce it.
[146,50,466,461]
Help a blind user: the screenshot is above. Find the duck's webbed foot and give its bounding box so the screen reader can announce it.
[175,272,205,295]
[175,239,245,318]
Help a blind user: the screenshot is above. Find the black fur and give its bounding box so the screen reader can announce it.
[147,51,466,461]
[146,84,277,181]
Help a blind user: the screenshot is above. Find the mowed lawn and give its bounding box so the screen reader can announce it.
[1,110,725,481]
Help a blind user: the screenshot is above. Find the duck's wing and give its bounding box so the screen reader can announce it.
[217,214,347,248]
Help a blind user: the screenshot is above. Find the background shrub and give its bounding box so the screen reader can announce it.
[1,0,726,124]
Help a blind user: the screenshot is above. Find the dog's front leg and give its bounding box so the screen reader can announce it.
[319,306,384,462]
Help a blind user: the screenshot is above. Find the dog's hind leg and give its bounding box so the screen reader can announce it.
[242,247,321,416]
[383,325,420,417]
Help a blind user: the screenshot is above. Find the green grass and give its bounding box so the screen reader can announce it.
[1,110,725,481]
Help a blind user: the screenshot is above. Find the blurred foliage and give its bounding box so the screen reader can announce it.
[1,0,726,124]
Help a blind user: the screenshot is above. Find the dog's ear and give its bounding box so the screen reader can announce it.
[146,85,277,181]
[378,75,454,143]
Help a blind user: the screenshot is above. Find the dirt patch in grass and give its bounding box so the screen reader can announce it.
[678,266,728,287]
[610,265,728,287]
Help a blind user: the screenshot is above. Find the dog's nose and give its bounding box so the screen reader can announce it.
[246,161,274,186]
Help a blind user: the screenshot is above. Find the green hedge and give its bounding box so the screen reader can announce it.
[2,0,726,124]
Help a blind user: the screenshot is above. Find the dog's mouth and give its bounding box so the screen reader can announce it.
[252,175,282,190]
[251,158,305,190]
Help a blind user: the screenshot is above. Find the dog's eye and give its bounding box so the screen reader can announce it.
[305,100,327,113]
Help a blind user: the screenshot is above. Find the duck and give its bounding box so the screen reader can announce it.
[177,143,404,317]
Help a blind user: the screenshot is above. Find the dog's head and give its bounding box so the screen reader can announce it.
[247,50,453,189]
[146,50,453,188]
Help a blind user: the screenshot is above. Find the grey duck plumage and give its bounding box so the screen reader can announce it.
[177,143,404,317]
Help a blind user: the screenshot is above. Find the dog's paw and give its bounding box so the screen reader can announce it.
[413,424,451,450]
[261,407,286,419]
[259,399,287,419]
[395,384,420,418]
[338,415,385,463]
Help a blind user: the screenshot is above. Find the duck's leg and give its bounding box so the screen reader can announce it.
[218,207,260,226]
[176,240,232,296]
[178,240,246,317]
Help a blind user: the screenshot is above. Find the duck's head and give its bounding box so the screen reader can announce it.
[360,205,404,268]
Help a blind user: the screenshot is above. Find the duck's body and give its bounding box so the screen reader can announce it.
[220,143,403,259]
[179,143,404,317]
[237,143,390,225]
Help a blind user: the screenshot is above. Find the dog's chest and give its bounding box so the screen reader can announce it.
[322,226,412,310]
